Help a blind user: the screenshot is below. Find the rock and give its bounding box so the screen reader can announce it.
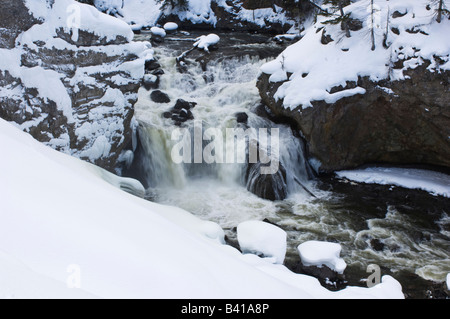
[370,239,386,252]
[245,141,288,201]
[237,220,287,264]
[174,99,197,110]
[257,63,450,172]
[162,99,196,125]
[150,90,171,104]
[142,74,159,90]
[0,0,41,49]
[235,112,249,124]
[0,0,148,172]
[145,59,161,72]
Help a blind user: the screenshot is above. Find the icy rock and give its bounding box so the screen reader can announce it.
[297,241,347,274]
[237,220,287,264]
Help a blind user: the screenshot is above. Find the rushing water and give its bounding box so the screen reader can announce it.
[128,31,450,298]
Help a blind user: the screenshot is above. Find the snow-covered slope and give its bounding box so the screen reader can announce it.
[261,0,450,110]
[0,119,404,298]
[0,0,153,170]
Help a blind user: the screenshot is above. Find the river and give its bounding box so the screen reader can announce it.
[127,30,450,299]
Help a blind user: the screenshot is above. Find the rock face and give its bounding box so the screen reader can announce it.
[258,64,450,172]
[157,0,301,34]
[0,0,151,171]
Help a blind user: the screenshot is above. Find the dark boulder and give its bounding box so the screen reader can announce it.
[174,99,197,110]
[236,112,249,124]
[257,62,450,172]
[150,90,171,104]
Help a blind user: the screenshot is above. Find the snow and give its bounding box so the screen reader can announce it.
[297,241,347,274]
[194,34,220,52]
[261,0,450,110]
[180,0,217,26]
[447,273,450,290]
[237,221,287,264]
[0,119,404,299]
[336,167,450,198]
[25,0,135,43]
[94,0,161,28]
[151,26,166,38]
[1,0,153,164]
[164,22,179,31]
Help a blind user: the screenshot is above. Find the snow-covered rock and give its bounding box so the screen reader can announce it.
[157,0,297,33]
[0,118,405,298]
[297,241,347,274]
[151,26,167,38]
[163,22,179,31]
[194,33,220,52]
[237,220,287,264]
[0,0,152,171]
[258,0,450,172]
[336,167,450,198]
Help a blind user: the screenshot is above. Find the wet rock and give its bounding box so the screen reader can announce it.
[145,59,161,72]
[174,99,197,110]
[297,262,347,291]
[142,74,159,90]
[162,99,196,126]
[235,112,249,124]
[150,90,171,104]
[370,239,385,252]
[245,141,288,201]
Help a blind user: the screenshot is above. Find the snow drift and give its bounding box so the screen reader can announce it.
[0,119,404,299]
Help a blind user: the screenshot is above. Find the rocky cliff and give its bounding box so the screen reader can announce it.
[0,0,151,171]
[258,0,450,172]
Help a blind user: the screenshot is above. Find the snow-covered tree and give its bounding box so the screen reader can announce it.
[432,0,449,23]
[321,0,353,37]
[156,0,188,10]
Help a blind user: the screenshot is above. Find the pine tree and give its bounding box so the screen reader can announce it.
[156,0,189,11]
[321,0,352,37]
[370,0,376,51]
[434,0,450,23]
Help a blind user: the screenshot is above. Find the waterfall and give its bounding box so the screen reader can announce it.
[126,44,313,201]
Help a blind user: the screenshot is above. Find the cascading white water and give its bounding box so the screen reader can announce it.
[127,36,450,293]
[134,47,312,198]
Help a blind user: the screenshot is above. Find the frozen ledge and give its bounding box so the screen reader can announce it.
[336,167,450,198]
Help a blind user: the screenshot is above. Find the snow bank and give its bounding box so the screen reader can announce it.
[194,33,220,52]
[237,221,287,264]
[0,119,405,298]
[261,0,450,110]
[297,241,347,274]
[336,167,450,198]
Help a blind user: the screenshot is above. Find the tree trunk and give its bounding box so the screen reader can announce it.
[437,0,443,23]
[339,2,350,38]
[371,0,376,51]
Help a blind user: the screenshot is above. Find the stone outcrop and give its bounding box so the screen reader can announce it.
[0,0,150,171]
[257,63,450,172]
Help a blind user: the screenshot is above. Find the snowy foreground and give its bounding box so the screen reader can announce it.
[0,119,404,299]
